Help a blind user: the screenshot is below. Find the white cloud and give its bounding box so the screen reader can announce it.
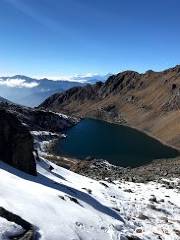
[36,73,107,83]
[0,78,39,88]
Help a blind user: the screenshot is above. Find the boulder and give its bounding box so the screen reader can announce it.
[0,109,36,175]
[172,83,177,90]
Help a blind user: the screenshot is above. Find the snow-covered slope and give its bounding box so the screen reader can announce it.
[0,158,180,240]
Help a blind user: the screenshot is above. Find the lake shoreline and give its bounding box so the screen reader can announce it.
[56,118,180,167]
[85,116,180,153]
[32,125,180,184]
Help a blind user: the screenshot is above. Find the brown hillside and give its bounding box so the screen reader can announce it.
[40,65,180,149]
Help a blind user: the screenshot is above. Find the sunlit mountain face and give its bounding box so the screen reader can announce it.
[0,74,109,107]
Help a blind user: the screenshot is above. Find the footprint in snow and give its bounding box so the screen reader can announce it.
[137,213,149,220]
[81,188,92,194]
[99,182,109,188]
[123,189,134,193]
[112,207,121,212]
[65,195,83,206]
[58,195,65,201]
[112,223,124,231]
[75,222,84,228]
[100,226,108,232]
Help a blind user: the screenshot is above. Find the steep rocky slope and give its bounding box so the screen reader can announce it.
[0,109,36,175]
[0,101,77,133]
[40,65,180,149]
[0,99,77,175]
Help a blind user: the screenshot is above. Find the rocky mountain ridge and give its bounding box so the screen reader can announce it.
[0,101,77,133]
[40,65,180,149]
[0,100,78,175]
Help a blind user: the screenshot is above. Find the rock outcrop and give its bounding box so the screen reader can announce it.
[0,207,35,239]
[0,102,78,133]
[0,109,36,175]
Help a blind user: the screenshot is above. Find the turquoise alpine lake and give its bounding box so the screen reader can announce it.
[56,118,179,167]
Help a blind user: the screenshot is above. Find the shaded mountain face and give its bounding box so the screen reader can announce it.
[40,65,180,149]
[0,109,36,175]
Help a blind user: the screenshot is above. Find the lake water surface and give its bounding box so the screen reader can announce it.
[56,119,179,167]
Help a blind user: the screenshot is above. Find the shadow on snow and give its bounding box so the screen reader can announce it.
[0,161,124,223]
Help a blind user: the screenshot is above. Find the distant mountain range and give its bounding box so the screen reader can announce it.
[0,74,109,107]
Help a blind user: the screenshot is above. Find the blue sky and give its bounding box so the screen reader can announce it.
[0,0,180,78]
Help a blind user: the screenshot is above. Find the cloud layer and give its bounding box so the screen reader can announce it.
[38,73,108,83]
[0,78,39,88]
[0,73,109,89]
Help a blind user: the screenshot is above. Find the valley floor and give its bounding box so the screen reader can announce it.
[0,157,180,240]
